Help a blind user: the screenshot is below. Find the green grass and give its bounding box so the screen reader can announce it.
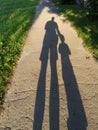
[56,4,98,59]
[0,0,39,103]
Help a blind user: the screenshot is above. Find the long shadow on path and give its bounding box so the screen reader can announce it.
[33,17,60,130]
[59,35,88,130]
[33,18,88,130]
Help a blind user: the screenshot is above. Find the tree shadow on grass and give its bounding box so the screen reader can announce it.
[59,34,88,130]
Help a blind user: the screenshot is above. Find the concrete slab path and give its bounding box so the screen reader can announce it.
[0,0,98,130]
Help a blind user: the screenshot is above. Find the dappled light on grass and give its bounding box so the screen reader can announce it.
[56,4,98,59]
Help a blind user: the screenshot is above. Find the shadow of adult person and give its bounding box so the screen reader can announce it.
[33,17,60,130]
[59,34,88,130]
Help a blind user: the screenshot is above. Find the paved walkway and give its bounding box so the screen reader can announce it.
[0,0,98,130]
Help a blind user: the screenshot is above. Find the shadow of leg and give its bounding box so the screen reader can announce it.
[49,58,59,130]
[33,60,48,130]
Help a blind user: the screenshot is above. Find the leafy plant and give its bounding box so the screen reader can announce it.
[56,4,98,59]
[0,0,39,103]
[85,0,98,16]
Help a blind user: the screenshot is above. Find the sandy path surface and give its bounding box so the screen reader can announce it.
[0,0,98,130]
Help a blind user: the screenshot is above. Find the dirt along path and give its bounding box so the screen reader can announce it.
[0,0,98,130]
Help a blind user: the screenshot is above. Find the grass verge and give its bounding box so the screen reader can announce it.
[0,0,39,105]
[56,4,98,59]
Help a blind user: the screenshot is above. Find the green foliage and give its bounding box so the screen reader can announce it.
[86,0,98,16]
[0,0,39,101]
[56,5,98,59]
[52,0,74,4]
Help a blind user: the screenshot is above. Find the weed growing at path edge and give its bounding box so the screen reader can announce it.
[0,0,39,103]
